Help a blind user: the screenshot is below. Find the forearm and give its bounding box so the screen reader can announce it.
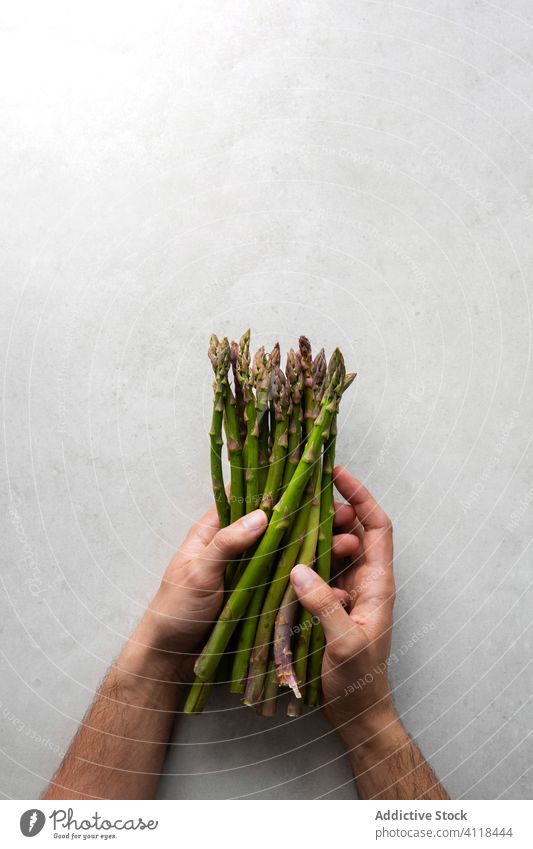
[339,708,448,800]
[43,611,185,800]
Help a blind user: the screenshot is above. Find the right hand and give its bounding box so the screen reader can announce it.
[290,466,396,736]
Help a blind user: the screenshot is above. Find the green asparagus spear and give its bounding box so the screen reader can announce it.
[230,339,247,448]
[259,367,289,516]
[254,347,270,496]
[257,658,279,717]
[305,371,356,705]
[281,349,303,492]
[230,367,289,692]
[306,419,336,707]
[299,335,314,438]
[278,454,322,707]
[237,330,260,512]
[224,383,245,524]
[183,680,211,713]
[208,336,231,528]
[243,476,315,704]
[284,357,329,712]
[267,343,280,457]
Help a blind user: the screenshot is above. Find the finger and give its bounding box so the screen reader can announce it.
[333,502,364,551]
[331,532,360,560]
[333,466,392,565]
[333,502,355,529]
[334,467,391,530]
[290,564,352,645]
[197,509,268,579]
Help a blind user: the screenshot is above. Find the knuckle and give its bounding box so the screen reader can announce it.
[371,580,395,604]
[187,562,217,593]
[328,638,354,665]
[211,527,233,557]
[309,586,336,615]
[182,562,203,589]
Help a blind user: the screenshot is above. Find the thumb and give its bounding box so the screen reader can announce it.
[290,564,351,645]
[198,509,268,578]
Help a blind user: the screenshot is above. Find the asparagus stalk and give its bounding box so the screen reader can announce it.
[237,330,260,512]
[299,338,326,429]
[277,356,327,709]
[305,371,356,705]
[227,348,286,590]
[254,347,271,496]
[183,679,211,713]
[274,583,301,696]
[223,346,270,588]
[281,350,303,492]
[219,336,250,589]
[299,335,314,438]
[243,477,314,704]
[276,456,323,702]
[267,343,280,457]
[230,340,247,447]
[208,335,231,528]
[230,368,289,692]
[310,348,327,421]
[257,658,279,717]
[225,552,248,591]
[306,418,337,707]
[259,367,289,516]
[258,421,269,496]
[224,384,246,524]
[191,349,346,686]
[229,584,265,694]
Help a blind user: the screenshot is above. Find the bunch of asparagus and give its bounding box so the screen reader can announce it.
[184,331,355,716]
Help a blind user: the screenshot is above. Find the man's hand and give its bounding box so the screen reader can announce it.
[43,505,267,800]
[290,466,447,800]
[291,465,395,730]
[140,506,268,677]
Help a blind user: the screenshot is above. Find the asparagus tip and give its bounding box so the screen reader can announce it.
[269,341,281,367]
[298,335,312,364]
[343,372,357,393]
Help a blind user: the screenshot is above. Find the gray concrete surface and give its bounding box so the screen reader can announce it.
[1,1,532,800]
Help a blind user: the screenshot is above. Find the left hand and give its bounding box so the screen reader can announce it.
[137,507,268,678]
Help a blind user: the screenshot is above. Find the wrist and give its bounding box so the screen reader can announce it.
[335,700,406,767]
[121,607,190,688]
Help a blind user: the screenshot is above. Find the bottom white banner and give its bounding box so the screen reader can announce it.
[1,799,531,848]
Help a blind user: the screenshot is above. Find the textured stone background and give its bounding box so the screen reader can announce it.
[1,1,532,799]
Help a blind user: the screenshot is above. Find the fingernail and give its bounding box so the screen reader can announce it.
[291,564,315,590]
[243,510,267,531]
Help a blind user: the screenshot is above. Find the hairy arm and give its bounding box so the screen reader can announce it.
[339,711,448,799]
[43,506,268,800]
[43,615,184,800]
